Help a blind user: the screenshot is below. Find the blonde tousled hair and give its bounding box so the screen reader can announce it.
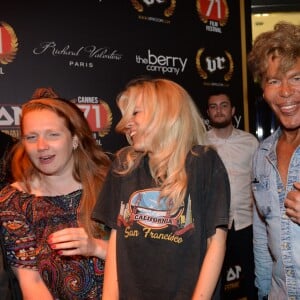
[115,78,206,212]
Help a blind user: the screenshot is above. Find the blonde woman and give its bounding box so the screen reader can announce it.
[93,78,230,299]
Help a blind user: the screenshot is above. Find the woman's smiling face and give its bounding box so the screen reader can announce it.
[125,96,155,154]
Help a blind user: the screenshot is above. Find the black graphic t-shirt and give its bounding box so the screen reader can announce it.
[93,145,230,300]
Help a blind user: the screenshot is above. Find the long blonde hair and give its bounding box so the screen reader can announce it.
[12,96,111,237]
[115,77,206,211]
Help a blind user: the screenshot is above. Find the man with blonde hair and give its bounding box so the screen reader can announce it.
[248,22,300,299]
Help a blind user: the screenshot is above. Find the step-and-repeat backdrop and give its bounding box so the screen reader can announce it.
[0,1,253,298]
[0,0,253,153]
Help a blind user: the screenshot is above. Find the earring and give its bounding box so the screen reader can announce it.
[72,138,78,150]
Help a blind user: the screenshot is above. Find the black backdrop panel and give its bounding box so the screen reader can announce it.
[0,0,252,153]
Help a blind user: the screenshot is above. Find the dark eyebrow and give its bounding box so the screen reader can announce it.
[208,101,229,106]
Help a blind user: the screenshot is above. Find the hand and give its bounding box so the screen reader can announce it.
[47,227,108,259]
[285,182,300,224]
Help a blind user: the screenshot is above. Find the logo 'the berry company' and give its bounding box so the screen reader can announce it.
[0,22,18,65]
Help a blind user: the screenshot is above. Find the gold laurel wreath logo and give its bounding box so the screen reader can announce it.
[219,0,229,27]
[224,50,234,81]
[196,0,229,26]
[70,99,113,137]
[131,0,176,17]
[196,48,234,81]
[98,100,113,137]
[196,48,207,79]
[0,22,18,65]
[164,0,176,17]
[131,0,144,12]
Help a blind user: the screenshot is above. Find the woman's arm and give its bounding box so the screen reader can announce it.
[13,267,53,300]
[192,228,227,299]
[102,229,118,300]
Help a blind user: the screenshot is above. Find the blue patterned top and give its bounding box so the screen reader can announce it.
[0,184,104,299]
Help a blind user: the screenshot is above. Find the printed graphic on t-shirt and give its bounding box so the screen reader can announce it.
[117,189,194,237]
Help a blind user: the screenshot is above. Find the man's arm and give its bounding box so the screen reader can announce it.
[253,202,272,299]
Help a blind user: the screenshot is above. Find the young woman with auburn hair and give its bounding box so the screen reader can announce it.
[0,90,111,299]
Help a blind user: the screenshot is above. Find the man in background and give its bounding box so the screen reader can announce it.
[206,90,258,300]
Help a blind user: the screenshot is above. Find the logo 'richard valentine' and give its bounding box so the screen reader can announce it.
[136,49,187,75]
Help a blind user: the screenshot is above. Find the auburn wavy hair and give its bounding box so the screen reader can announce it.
[11,96,111,237]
